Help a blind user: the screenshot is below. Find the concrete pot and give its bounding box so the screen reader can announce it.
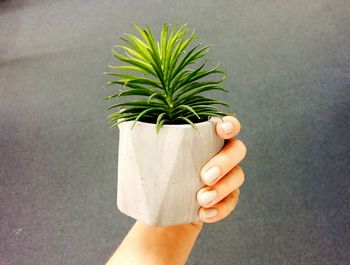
[116,117,224,226]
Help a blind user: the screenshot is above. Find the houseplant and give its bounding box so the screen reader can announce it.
[103,22,234,226]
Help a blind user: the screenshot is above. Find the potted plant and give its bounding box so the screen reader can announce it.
[103,22,233,226]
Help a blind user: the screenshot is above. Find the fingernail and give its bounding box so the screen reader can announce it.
[202,208,217,219]
[202,166,220,184]
[220,122,233,134]
[198,190,217,205]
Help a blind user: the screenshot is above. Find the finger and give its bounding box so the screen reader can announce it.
[197,166,244,208]
[216,116,241,140]
[198,189,240,223]
[200,139,247,186]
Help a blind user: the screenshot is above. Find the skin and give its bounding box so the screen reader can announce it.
[106,116,246,265]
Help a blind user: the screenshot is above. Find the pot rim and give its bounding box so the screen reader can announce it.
[118,117,220,128]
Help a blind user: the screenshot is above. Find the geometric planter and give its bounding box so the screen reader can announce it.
[116,117,224,227]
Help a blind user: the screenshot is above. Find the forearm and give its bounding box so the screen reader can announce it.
[106,220,203,265]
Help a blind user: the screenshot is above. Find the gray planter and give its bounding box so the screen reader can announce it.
[116,117,224,226]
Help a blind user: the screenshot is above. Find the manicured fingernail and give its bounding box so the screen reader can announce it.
[202,166,220,184]
[220,122,233,134]
[198,190,217,205]
[202,208,217,219]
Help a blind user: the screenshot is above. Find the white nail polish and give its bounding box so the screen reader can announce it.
[198,190,217,205]
[202,208,217,219]
[202,166,220,184]
[220,122,233,134]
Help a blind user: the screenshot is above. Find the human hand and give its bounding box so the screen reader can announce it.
[106,116,246,265]
[196,116,246,224]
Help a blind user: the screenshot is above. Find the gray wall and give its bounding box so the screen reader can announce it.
[1,0,349,264]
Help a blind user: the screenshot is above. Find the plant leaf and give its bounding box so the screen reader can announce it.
[173,104,200,119]
[112,49,157,77]
[174,116,198,131]
[131,108,161,129]
[108,65,148,74]
[174,84,227,104]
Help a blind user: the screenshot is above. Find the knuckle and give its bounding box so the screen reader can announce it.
[235,166,245,185]
[220,202,229,216]
[235,165,243,174]
[235,139,247,158]
[223,154,232,167]
[224,203,233,216]
[224,192,236,214]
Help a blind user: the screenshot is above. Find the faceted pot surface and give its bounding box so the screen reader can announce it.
[117,117,224,226]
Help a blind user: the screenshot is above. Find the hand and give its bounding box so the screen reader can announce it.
[196,116,246,224]
[106,116,246,265]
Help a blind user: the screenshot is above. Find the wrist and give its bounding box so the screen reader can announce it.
[137,220,204,234]
[106,220,204,265]
[133,220,203,265]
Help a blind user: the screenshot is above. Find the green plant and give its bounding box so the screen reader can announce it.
[103,22,233,133]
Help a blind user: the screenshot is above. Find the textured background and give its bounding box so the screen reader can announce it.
[1,0,349,264]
